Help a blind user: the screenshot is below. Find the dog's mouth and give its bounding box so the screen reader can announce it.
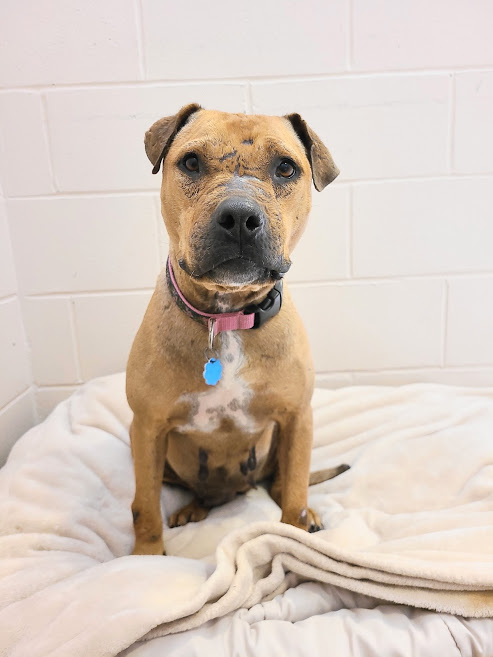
[206,257,270,286]
[180,254,291,287]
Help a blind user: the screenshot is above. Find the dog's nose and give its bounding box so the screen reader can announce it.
[213,197,265,237]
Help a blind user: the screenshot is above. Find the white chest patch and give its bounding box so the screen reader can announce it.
[177,332,256,434]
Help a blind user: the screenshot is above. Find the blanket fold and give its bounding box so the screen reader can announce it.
[0,373,492,657]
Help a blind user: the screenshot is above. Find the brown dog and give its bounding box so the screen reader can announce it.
[127,104,347,555]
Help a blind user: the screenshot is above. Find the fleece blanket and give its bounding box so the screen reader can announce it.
[0,374,493,657]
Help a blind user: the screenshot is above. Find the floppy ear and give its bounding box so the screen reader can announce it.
[145,103,202,174]
[284,113,339,191]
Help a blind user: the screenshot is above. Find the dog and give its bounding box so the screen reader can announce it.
[127,104,348,555]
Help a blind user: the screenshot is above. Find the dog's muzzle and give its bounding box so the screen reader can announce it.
[186,196,291,283]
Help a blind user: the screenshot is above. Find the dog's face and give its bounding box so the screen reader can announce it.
[145,105,338,291]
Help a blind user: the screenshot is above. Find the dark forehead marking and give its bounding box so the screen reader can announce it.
[242,139,254,145]
[219,150,238,162]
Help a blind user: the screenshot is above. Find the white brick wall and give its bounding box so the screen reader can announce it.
[251,75,451,179]
[454,71,493,172]
[1,0,493,460]
[0,197,35,463]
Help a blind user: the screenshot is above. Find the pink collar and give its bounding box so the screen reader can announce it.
[166,258,283,337]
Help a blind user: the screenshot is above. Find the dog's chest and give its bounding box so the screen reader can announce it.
[176,332,257,434]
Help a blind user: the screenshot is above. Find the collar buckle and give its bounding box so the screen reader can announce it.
[244,281,283,329]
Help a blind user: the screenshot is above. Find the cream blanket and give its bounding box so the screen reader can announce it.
[1,374,493,656]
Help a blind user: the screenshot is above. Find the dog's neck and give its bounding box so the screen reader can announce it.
[168,253,276,314]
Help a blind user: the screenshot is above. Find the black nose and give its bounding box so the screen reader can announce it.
[213,197,265,237]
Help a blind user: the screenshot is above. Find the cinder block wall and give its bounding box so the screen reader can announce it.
[0,184,36,463]
[1,1,493,449]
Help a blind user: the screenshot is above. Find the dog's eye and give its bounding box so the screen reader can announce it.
[183,153,199,172]
[276,159,296,179]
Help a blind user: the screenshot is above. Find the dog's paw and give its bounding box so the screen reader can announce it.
[307,507,323,533]
[281,507,324,533]
[168,499,210,528]
[132,536,165,555]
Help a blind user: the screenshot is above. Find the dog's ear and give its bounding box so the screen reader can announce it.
[284,113,339,191]
[145,103,202,174]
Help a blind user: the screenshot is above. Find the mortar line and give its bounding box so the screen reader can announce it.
[29,384,39,424]
[245,81,254,114]
[39,92,58,193]
[4,209,39,420]
[25,288,154,299]
[338,172,493,185]
[36,383,80,391]
[347,184,353,278]
[441,280,449,367]
[1,65,493,92]
[0,386,33,415]
[133,0,146,80]
[289,272,493,288]
[8,189,159,200]
[315,363,493,376]
[14,300,38,423]
[346,0,354,71]
[447,73,457,172]
[68,296,83,383]
[6,172,493,202]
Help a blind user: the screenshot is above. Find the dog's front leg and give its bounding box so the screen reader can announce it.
[130,414,167,555]
[276,405,320,532]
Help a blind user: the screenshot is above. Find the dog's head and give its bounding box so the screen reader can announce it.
[145,104,338,291]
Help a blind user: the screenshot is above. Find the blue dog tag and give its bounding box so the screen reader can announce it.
[203,358,222,386]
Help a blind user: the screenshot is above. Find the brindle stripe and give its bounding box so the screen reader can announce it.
[198,448,209,481]
[219,150,237,161]
[247,446,256,471]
